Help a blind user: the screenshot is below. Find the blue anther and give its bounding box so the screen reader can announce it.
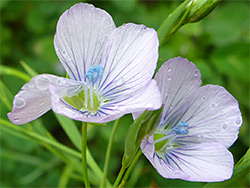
[172,121,190,135]
[85,64,104,85]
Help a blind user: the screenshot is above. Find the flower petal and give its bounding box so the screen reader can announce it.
[54,3,116,81]
[154,57,202,129]
[98,23,159,100]
[141,136,234,182]
[49,80,161,123]
[178,85,242,148]
[7,74,78,125]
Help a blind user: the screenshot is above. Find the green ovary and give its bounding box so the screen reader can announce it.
[154,133,168,151]
[64,89,100,114]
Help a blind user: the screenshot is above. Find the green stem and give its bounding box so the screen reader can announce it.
[118,150,142,188]
[112,165,126,188]
[82,122,90,188]
[101,119,120,188]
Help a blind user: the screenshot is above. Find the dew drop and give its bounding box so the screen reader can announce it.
[28,82,35,89]
[12,117,20,123]
[145,103,153,108]
[27,116,31,120]
[96,42,101,47]
[194,70,199,76]
[210,103,216,108]
[167,77,172,81]
[167,67,172,72]
[221,123,228,130]
[39,101,45,106]
[174,171,181,175]
[38,109,44,114]
[164,94,168,101]
[35,76,49,90]
[62,50,66,55]
[57,79,65,85]
[235,117,241,125]
[14,98,25,108]
[202,96,206,101]
[116,78,124,86]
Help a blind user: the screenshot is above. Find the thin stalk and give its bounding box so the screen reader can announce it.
[101,119,120,188]
[118,150,142,188]
[82,122,90,188]
[112,165,126,188]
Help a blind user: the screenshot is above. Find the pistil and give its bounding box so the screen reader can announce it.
[64,64,104,114]
[154,121,190,152]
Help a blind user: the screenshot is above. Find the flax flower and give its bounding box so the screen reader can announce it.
[141,57,242,182]
[8,3,161,125]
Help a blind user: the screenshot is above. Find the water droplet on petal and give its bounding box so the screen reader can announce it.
[145,103,153,108]
[62,50,66,55]
[14,98,25,108]
[116,78,124,86]
[221,123,228,130]
[12,117,20,123]
[96,42,101,47]
[57,79,65,85]
[202,96,206,101]
[174,170,181,175]
[210,103,216,108]
[39,101,45,106]
[27,116,31,120]
[194,70,199,76]
[28,82,35,89]
[235,117,241,125]
[167,67,172,72]
[35,76,49,90]
[167,77,172,81]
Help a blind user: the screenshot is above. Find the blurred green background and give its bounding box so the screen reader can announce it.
[0,0,249,187]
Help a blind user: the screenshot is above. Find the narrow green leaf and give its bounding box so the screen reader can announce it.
[58,165,73,188]
[0,147,46,166]
[0,64,31,81]
[20,60,38,77]
[0,118,111,186]
[0,80,12,110]
[55,114,82,151]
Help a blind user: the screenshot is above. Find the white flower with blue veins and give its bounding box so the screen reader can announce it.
[8,3,161,124]
[140,57,242,182]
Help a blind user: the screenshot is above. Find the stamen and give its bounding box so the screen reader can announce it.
[63,65,104,115]
[172,121,190,135]
[154,121,190,152]
[84,64,104,111]
[85,64,104,85]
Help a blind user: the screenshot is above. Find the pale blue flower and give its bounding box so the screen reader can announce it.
[8,3,161,125]
[140,57,242,182]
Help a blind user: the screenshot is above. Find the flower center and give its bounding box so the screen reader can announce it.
[63,65,104,115]
[154,121,190,152]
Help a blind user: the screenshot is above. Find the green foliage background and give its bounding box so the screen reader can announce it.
[0,0,249,187]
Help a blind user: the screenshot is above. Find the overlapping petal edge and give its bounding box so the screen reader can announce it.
[8,3,161,125]
[140,57,242,182]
